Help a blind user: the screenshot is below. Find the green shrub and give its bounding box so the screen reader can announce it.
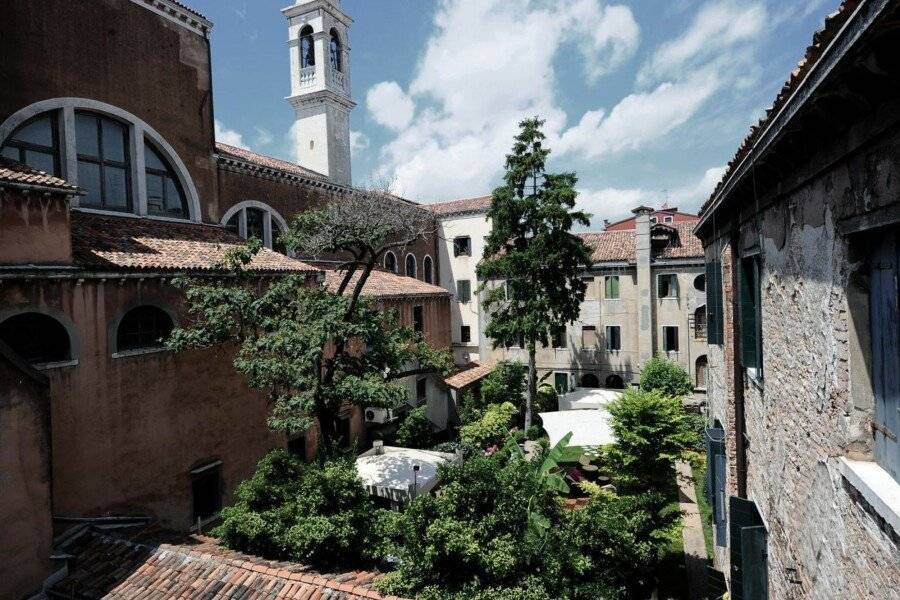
[214,450,376,568]
[459,402,518,448]
[639,356,693,398]
[534,382,558,413]
[395,405,438,449]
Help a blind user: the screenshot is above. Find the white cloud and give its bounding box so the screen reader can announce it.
[350,130,370,152]
[214,120,247,149]
[571,1,640,81]
[254,127,274,147]
[366,82,415,131]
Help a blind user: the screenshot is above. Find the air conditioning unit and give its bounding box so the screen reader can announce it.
[365,407,400,425]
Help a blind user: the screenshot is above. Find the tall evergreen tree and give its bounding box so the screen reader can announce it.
[477,118,592,429]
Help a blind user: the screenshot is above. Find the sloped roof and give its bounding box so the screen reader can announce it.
[0,157,80,193]
[216,142,334,184]
[71,211,318,274]
[325,268,451,299]
[49,528,403,600]
[701,0,857,215]
[427,195,492,217]
[577,222,703,263]
[444,361,495,390]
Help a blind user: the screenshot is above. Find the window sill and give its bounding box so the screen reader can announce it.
[746,367,764,391]
[34,359,79,371]
[72,207,197,224]
[838,457,900,534]
[190,513,221,531]
[112,347,170,359]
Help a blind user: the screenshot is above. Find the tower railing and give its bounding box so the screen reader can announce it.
[299,66,316,88]
[330,68,345,91]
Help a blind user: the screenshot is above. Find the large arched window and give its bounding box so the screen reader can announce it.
[581,373,599,388]
[694,305,707,339]
[696,355,708,389]
[405,254,417,278]
[605,374,625,389]
[329,29,342,72]
[384,251,397,273]
[423,255,434,284]
[116,306,174,353]
[0,113,59,175]
[300,25,315,68]
[222,202,290,254]
[145,140,188,218]
[0,312,71,365]
[0,99,201,221]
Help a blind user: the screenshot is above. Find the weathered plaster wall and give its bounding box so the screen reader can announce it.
[0,190,72,265]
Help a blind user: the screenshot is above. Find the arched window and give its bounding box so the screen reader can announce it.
[694,305,707,339]
[329,29,342,72]
[0,313,71,365]
[384,251,397,273]
[75,112,132,211]
[405,254,417,278]
[696,355,708,389]
[694,274,706,292]
[581,373,599,388]
[605,374,625,389]
[221,202,290,255]
[145,140,188,218]
[116,306,174,352]
[300,25,315,68]
[423,255,434,284]
[0,113,59,175]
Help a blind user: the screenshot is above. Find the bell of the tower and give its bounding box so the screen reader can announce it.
[283,0,355,186]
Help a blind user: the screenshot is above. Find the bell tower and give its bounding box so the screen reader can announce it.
[283,0,355,186]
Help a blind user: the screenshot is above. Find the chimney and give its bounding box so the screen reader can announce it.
[632,206,654,367]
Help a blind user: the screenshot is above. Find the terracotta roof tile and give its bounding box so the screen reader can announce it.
[0,157,80,193]
[577,222,702,262]
[426,195,493,217]
[325,268,451,299]
[701,0,857,215]
[216,142,334,184]
[71,211,318,273]
[50,528,401,600]
[444,361,495,389]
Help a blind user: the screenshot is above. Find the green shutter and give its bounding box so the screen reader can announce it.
[739,257,760,369]
[706,259,724,345]
[729,497,768,600]
[706,426,727,546]
[605,276,619,299]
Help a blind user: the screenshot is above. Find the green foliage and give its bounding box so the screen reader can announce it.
[639,356,694,398]
[534,382,558,414]
[477,118,593,428]
[607,388,700,488]
[481,361,526,408]
[214,450,377,568]
[395,405,438,449]
[459,402,518,449]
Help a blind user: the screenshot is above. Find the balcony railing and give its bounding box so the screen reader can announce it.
[299,66,316,88]
[330,68,345,90]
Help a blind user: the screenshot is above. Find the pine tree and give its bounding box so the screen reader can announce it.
[477,118,592,428]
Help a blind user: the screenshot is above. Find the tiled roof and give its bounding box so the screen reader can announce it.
[0,157,80,193]
[49,528,403,600]
[216,142,334,184]
[700,0,856,215]
[325,268,451,299]
[444,361,495,389]
[426,195,493,217]
[71,211,319,274]
[578,222,703,262]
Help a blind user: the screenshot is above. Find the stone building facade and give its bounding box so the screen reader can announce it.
[695,1,900,598]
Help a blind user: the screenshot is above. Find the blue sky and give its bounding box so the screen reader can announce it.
[192,0,835,228]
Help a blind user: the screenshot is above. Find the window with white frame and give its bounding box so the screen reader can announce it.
[0,100,200,221]
[222,202,289,254]
[384,251,397,273]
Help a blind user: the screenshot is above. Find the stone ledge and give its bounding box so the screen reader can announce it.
[838,457,900,536]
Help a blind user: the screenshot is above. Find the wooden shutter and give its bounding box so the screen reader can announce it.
[706,259,723,345]
[706,426,727,546]
[739,257,760,369]
[729,496,768,600]
[871,231,900,479]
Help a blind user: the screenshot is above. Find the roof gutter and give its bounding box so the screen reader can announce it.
[696,0,889,233]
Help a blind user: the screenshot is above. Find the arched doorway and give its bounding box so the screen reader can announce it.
[696,355,708,389]
[581,373,599,388]
[605,374,625,389]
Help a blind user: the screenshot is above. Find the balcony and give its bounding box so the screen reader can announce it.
[330,68,345,91]
[299,66,316,88]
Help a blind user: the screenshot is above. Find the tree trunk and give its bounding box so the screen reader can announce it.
[526,340,537,430]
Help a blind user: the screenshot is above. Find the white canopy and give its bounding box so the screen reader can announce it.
[355,446,459,502]
[538,409,614,448]
[558,387,623,411]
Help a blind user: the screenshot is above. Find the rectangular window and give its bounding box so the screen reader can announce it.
[460,325,471,343]
[288,435,307,460]
[554,372,569,395]
[581,325,598,348]
[416,377,427,402]
[605,275,620,299]
[413,305,424,333]
[706,258,724,345]
[739,256,762,371]
[191,461,222,524]
[664,215,673,223]
[663,326,679,352]
[658,274,679,298]
[550,325,566,349]
[457,280,471,303]
[453,236,471,257]
[605,326,621,351]
[75,112,131,211]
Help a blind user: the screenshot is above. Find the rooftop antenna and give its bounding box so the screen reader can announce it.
[661,189,670,210]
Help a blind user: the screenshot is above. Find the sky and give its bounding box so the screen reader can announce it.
[191,0,836,229]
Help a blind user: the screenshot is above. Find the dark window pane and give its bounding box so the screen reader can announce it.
[416,378,427,401]
[423,257,433,284]
[461,325,471,343]
[164,178,185,216]
[102,119,126,162]
[144,141,167,171]
[413,305,424,333]
[406,254,416,278]
[78,161,102,207]
[117,306,174,352]
[13,115,54,147]
[192,465,222,522]
[246,208,264,241]
[75,113,99,158]
[0,313,71,364]
[1,146,20,160]
[385,252,397,272]
[104,166,129,209]
[24,149,55,175]
[226,211,240,232]
[146,174,164,213]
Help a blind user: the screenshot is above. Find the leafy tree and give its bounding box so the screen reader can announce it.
[169,190,452,447]
[534,382,558,414]
[459,402,518,449]
[606,388,699,488]
[478,118,592,429]
[481,361,527,408]
[395,405,438,449]
[639,356,694,398]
